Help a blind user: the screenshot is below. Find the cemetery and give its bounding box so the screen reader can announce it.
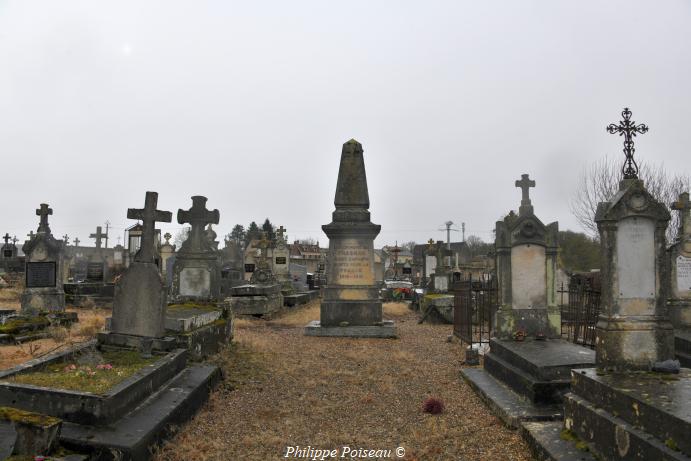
[1,3,691,460]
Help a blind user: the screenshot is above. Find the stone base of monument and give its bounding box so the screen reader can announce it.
[64,282,115,308]
[166,304,234,361]
[20,289,66,315]
[555,367,691,461]
[228,283,283,317]
[0,341,220,460]
[304,320,397,338]
[460,338,595,428]
[419,295,454,324]
[98,331,178,352]
[675,330,691,367]
[519,421,597,461]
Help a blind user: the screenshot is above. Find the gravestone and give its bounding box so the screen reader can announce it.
[305,139,395,338]
[86,226,108,282]
[494,174,560,339]
[106,191,172,340]
[273,225,292,292]
[170,196,220,302]
[20,204,66,314]
[669,192,691,366]
[1,233,17,259]
[558,109,690,461]
[428,240,451,292]
[460,175,594,427]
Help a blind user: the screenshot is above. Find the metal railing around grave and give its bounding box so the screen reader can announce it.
[559,273,602,349]
[451,273,497,349]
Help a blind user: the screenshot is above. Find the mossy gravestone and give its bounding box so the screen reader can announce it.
[110,192,172,338]
[305,139,395,338]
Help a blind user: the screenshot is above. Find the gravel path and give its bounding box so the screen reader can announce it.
[155,301,533,461]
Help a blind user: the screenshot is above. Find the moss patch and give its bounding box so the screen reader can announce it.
[0,316,50,334]
[560,429,589,452]
[7,350,157,394]
[0,406,61,427]
[167,302,220,312]
[665,438,680,451]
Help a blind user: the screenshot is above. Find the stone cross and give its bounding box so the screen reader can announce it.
[26,231,35,241]
[12,236,17,245]
[63,234,69,245]
[256,232,270,270]
[672,192,691,241]
[36,204,53,233]
[276,225,287,241]
[2,233,10,245]
[515,174,535,216]
[176,196,219,253]
[73,237,80,247]
[89,226,107,249]
[128,191,172,263]
[607,107,649,179]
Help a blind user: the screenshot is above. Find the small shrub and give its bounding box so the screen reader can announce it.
[47,326,69,343]
[422,397,445,415]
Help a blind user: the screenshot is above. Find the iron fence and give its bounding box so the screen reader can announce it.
[452,273,497,348]
[559,274,601,349]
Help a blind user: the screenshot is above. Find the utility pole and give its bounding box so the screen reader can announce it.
[462,222,466,242]
[438,221,459,268]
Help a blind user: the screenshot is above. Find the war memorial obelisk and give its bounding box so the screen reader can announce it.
[305,139,396,338]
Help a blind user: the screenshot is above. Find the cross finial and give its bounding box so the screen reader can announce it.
[672,192,691,241]
[36,204,53,233]
[164,232,172,244]
[12,236,17,245]
[515,174,536,216]
[89,226,107,249]
[276,225,287,240]
[607,107,649,180]
[2,233,10,245]
[127,191,172,263]
[63,234,69,244]
[427,238,435,246]
[177,196,219,253]
[27,231,35,241]
[73,237,80,246]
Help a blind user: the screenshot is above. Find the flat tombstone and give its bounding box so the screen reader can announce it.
[26,262,57,288]
[617,217,655,302]
[179,267,211,297]
[511,244,547,309]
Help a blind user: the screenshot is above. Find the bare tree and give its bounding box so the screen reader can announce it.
[571,156,690,241]
[173,226,190,247]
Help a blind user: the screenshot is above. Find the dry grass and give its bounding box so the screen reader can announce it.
[0,308,109,370]
[155,302,533,461]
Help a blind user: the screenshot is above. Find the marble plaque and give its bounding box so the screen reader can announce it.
[332,240,374,285]
[180,267,211,297]
[617,217,655,299]
[26,262,57,288]
[511,244,546,309]
[677,255,691,293]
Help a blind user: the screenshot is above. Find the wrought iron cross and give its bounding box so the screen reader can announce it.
[36,204,53,233]
[90,226,107,249]
[607,107,649,179]
[2,233,10,245]
[672,192,691,240]
[128,191,172,263]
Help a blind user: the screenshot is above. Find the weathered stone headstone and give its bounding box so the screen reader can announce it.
[428,240,451,292]
[20,204,66,314]
[272,225,291,290]
[669,193,691,334]
[558,109,690,461]
[495,174,560,338]
[86,226,108,282]
[305,139,395,337]
[171,196,220,302]
[108,191,172,339]
[1,233,17,259]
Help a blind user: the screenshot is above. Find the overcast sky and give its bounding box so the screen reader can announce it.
[1,1,690,249]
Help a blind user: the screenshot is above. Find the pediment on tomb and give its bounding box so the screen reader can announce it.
[595,179,670,224]
[510,215,547,246]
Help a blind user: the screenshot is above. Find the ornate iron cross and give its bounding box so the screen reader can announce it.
[607,107,649,179]
[128,191,172,263]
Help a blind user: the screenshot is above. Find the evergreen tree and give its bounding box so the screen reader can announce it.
[261,218,275,242]
[245,221,261,247]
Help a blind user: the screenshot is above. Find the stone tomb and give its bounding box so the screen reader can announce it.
[170,196,220,303]
[461,174,595,428]
[669,192,691,367]
[20,204,66,314]
[305,139,395,338]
